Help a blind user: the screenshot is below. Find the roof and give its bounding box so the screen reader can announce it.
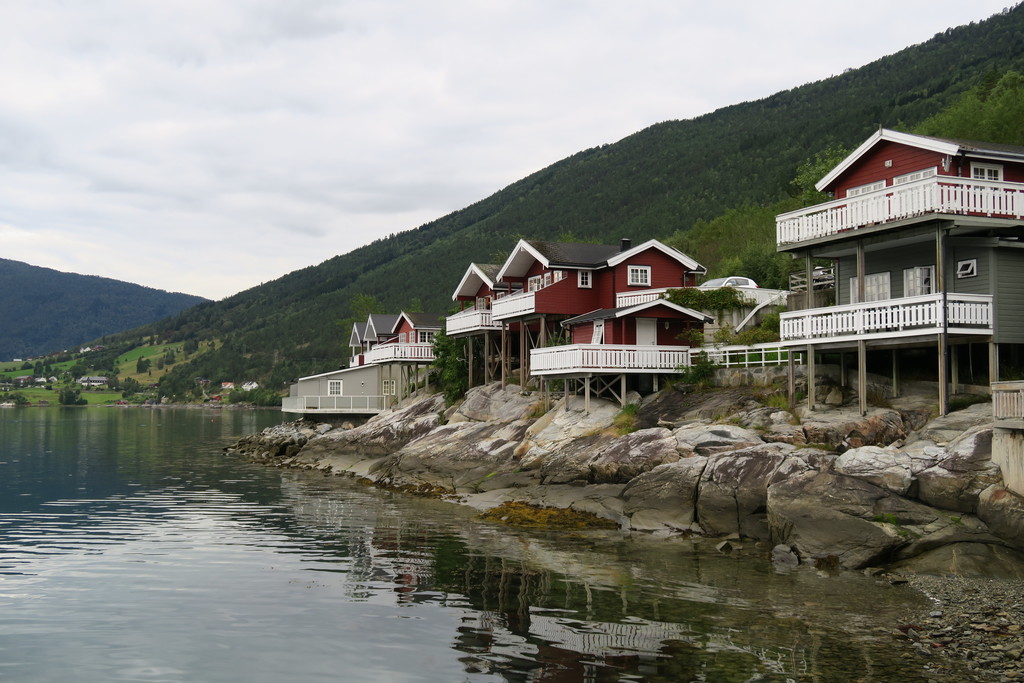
[817,128,1024,192]
[349,321,367,347]
[364,314,400,342]
[393,311,444,332]
[562,299,712,326]
[450,263,507,300]
[497,238,705,280]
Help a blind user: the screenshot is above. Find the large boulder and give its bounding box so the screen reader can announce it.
[767,470,945,569]
[621,456,709,532]
[516,397,620,469]
[904,402,992,445]
[449,383,542,423]
[533,427,682,485]
[833,446,914,495]
[799,408,907,450]
[977,485,1024,549]
[300,393,446,458]
[695,444,814,538]
[916,425,1001,513]
[889,543,1024,579]
[673,423,763,456]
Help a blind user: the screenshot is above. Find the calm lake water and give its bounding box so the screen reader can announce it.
[0,407,968,682]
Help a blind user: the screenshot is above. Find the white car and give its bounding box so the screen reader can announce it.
[697,276,758,289]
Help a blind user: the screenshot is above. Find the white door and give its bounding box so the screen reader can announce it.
[591,320,605,344]
[636,318,657,346]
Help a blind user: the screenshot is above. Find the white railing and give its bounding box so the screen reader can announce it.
[530,344,692,375]
[491,291,536,321]
[445,308,500,335]
[282,395,386,414]
[780,293,992,341]
[363,343,435,364]
[703,343,797,367]
[615,288,670,307]
[777,176,1024,245]
[993,381,1024,421]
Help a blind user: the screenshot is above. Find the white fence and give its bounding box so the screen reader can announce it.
[777,176,1024,245]
[445,308,499,335]
[615,288,670,307]
[491,291,536,320]
[993,381,1024,421]
[702,344,798,367]
[363,343,435,364]
[530,344,692,375]
[780,293,992,341]
[282,395,386,414]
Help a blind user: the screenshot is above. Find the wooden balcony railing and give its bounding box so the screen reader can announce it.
[445,308,500,335]
[491,291,536,321]
[993,381,1024,421]
[530,344,692,375]
[780,293,992,342]
[777,176,1024,246]
[363,343,435,364]
[615,288,670,307]
[282,395,386,414]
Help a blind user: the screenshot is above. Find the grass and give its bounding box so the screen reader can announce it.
[613,403,640,435]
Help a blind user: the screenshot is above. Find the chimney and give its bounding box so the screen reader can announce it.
[620,238,631,252]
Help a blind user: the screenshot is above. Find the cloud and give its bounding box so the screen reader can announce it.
[0,0,1011,299]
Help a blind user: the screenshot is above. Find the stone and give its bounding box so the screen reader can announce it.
[977,485,1024,549]
[833,446,915,495]
[771,544,799,566]
[621,456,708,532]
[917,426,1001,513]
[672,423,763,456]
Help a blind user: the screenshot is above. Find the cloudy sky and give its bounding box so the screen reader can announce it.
[0,1,1012,300]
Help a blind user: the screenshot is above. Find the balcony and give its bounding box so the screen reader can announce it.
[530,344,693,376]
[445,307,500,336]
[363,343,435,364]
[780,293,992,344]
[282,395,386,415]
[993,381,1024,422]
[491,290,536,321]
[615,288,670,307]
[777,176,1024,246]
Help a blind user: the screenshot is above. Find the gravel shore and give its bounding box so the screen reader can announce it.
[900,574,1024,682]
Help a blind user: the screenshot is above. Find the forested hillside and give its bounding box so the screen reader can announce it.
[0,259,207,361]
[104,5,1024,398]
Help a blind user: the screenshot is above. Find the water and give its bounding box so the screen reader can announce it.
[0,407,963,682]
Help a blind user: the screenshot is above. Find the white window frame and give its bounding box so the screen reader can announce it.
[903,266,934,297]
[542,272,552,287]
[846,180,886,197]
[577,270,592,288]
[382,379,396,396]
[957,259,978,279]
[627,265,651,287]
[591,319,605,344]
[552,270,564,283]
[417,330,435,344]
[328,379,343,396]
[971,162,1003,181]
[527,275,543,292]
[893,167,937,185]
[850,272,891,303]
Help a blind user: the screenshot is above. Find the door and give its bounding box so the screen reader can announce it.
[636,318,657,346]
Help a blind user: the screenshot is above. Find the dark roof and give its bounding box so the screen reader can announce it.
[475,263,502,280]
[922,133,1024,160]
[402,312,444,329]
[562,308,620,326]
[526,240,621,267]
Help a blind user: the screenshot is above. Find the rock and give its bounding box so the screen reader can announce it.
[977,485,1024,548]
[536,428,681,486]
[799,409,907,450]
[695,444,811,538]
[453,383,542,423]
[301,393,446,459]
[824,386,845,406]
[672,423,763,456]
[621,456,709,532]
[716,540,734,553]
[917,425,1001,513]
[833,446,914,495]
[905,402,992,445]
[771,544,800,566]
[891,542,1024,579]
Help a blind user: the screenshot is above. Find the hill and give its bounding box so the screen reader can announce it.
[0,258,208,361]
[98,5,1024,399]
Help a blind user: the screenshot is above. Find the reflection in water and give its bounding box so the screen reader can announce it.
[0,409,961,682]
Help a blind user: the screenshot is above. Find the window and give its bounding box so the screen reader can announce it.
[591,320,604,344]
[527,275,542,292]
[850,272,891,303]
[627,265,651,286]
[476,295,491,310]
[382,379,396,396]
[542,272,552,287]
[957,259,978,279]
[552,270,565,282]
[417,330,435,344]
[578,270,592,288]
[399,332,407,343]
[894,168,937,185]
[971,163,1003,181]
[846,180,886,197]
[328,380,343,396]
[903,266,934,297]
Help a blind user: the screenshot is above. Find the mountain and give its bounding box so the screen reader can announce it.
[102,5,1024,398]
[0,258,208,361]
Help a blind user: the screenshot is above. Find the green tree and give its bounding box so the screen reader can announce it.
[431,330,468,406]
[136,357,151,373]
[914,70,1024,144]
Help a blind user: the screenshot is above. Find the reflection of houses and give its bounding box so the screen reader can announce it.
[777,128,1024,414]
[282,311,441,416]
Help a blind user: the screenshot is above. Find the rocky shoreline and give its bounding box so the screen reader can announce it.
[226,380,1024,680]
